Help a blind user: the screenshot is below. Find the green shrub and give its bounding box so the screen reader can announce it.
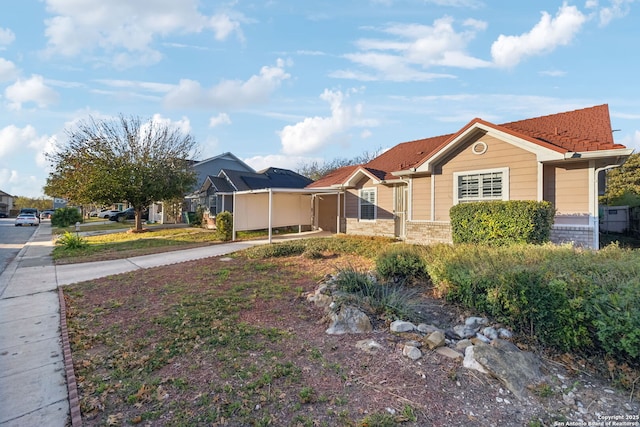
[423,243,640,361]
[216,211,233,241]
[376,245,427,284]
[56,231,87,249]
[245,241,307,258]
[51,207,83,228]
[450,200,555,245]
[244,236,396,260]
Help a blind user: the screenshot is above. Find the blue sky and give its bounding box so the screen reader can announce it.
[1,0,639,198]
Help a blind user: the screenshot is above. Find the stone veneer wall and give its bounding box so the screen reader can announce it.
[405,221,453,245]
[550,225,595,249]
[345,218,395,237]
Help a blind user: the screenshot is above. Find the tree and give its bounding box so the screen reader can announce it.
[296,149,382,180]
[13,196,54,212]
[45,115,199,231]
[603,153,640,206]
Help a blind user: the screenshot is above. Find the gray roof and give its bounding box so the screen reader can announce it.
[221,167,313,192]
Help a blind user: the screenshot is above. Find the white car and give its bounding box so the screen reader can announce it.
[15,213,40,226]
[97,209,120,219]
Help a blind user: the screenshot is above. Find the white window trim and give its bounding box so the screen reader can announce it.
[453,167,509,205]
[358,187,377,221]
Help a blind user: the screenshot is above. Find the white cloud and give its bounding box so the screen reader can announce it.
[0,27,15,46]
[42,0,244,67]
[0,125,53,197]
[209,113,231,128]
[243,154,324,173]
[539,70,567,77]
[491,3,587,68]
[423,0,484,7]
[148,113,192,135]
[0,125,41,158]
[4,75,59,110]
[0,169,43,198]
[279,89,378,156]
[0,58,18,81]
[336,17,490,82]
[598,0,634,26]
[619,130,640,152]
[164,59,290,109]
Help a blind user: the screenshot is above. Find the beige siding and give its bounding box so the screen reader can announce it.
[433,135,538,221]
[376,184,394,220]
[543,163,590,214]
[411,176,431,221]
[345,177,394,220]
[345,189,358,218]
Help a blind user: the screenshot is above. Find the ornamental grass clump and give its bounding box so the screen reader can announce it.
[332,266,429,324]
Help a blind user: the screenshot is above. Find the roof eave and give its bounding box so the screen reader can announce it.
[563,148,634,160]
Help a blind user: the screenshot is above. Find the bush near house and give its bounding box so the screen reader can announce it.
[215,211,233,241]
[450,200,555,245]
[422,243,640,362]
[51,207,83,228]
[375,244,428,285]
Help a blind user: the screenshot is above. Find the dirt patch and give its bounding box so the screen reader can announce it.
[64,252,639,426]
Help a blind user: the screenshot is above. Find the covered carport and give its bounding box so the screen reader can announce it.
[232,188,343,243]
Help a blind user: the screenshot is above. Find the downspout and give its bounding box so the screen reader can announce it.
[593,163,624,249]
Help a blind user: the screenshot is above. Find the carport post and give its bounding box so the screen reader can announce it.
[268,189,273,244]
[232,192,236,241]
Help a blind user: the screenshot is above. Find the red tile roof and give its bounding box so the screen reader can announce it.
[307,164,360,189]
[308,104,627,187]
[500,104,625,153]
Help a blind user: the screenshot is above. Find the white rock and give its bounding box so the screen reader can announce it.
[481,327,498,340]
[463,346,488,374]
[391,320,416,332]
[403,345,422,360]
[498,328,513,339]
[465,317,488,327]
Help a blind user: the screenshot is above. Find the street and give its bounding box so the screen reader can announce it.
[0,218,38,274]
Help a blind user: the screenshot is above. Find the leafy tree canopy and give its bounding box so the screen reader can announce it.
[603,153,640,206]
[44,114,199,230]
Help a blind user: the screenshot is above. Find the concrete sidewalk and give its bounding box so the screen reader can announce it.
[0,222,319,426]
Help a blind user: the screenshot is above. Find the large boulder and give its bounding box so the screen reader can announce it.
[326,305,373,335]
[471,339,544,399]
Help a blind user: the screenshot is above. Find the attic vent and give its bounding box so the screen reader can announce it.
[417,151,423,155]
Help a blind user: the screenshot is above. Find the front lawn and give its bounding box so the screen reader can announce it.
[52,227,223,264]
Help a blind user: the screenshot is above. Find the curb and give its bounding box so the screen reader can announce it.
[58,287,83,427]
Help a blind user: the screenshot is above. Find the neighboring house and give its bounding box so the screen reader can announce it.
[0,190,15,216]
[307,105,633,249]
[148,152,255,223]
[197,167,315,239]
[197,167,313,215]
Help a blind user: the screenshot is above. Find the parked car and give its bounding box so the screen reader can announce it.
[15,213,40,226]
[19,208,40,223]
[98,209,121,219]
[40,209,55,219]
[109,208,149,222]
[0,212,8,218]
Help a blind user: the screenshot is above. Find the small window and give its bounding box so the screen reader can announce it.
[454,168,509,204]
[359,188,376,220]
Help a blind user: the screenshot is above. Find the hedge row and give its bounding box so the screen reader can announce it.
[422,243,640,361]
[450,200,555,245]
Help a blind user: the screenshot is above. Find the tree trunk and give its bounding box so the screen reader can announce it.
[134,207,143,231]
